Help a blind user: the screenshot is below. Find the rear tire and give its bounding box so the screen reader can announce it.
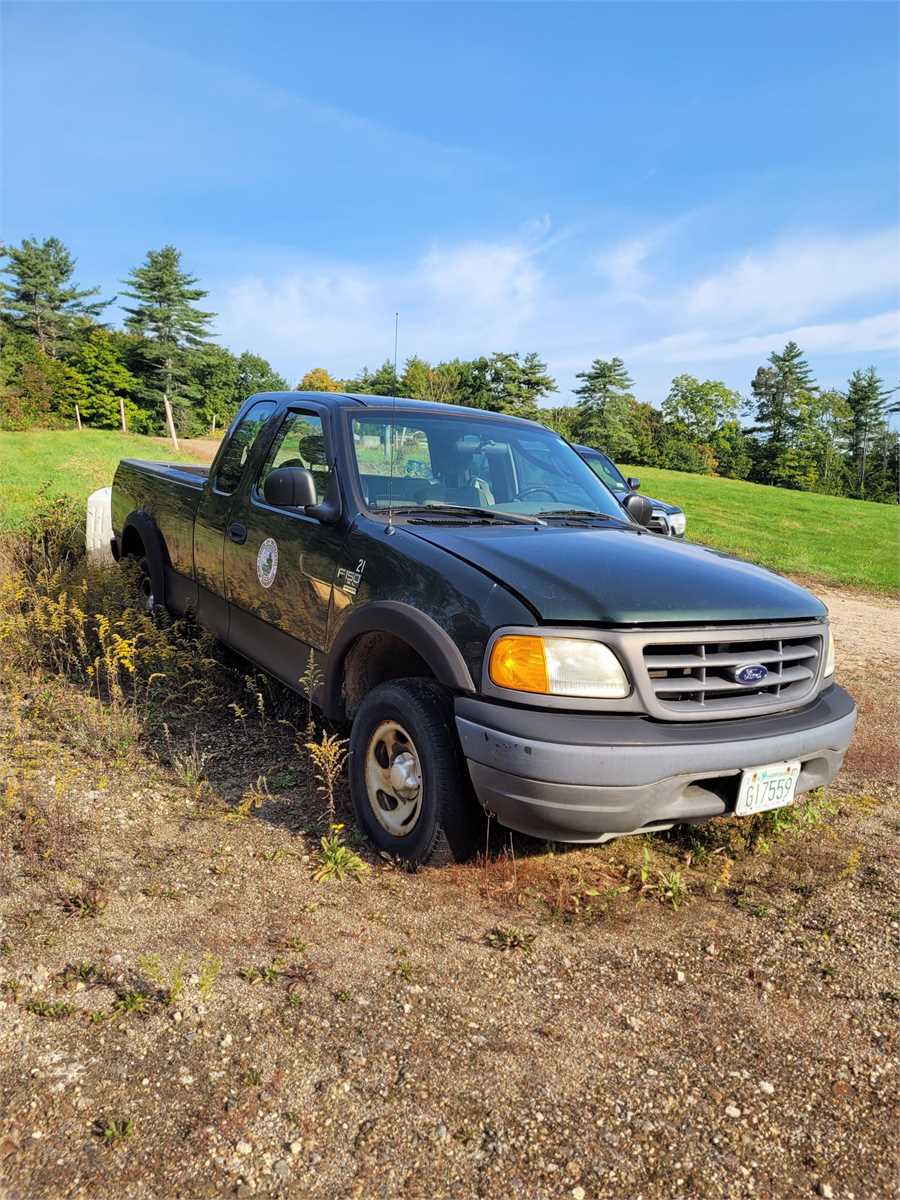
[349,678,484,865]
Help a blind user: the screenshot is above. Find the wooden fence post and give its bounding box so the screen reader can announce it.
[75,404,82,431]
[163,399,179,450]
[120,397,127,433]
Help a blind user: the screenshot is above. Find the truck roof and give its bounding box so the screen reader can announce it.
[246,390,543,426]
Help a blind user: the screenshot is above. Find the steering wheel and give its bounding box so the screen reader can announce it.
[517,485,560,502]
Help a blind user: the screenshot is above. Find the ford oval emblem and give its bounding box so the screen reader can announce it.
[733,663,769,685]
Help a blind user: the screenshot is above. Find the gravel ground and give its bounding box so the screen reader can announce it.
[1,589,897,1200]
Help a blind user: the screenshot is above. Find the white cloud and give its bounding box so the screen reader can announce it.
[682,228,899,327]
[213,232,547,382]
[211,221,900,399]
[628,310,900,364]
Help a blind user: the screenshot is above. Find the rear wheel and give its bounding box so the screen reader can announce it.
[349,678,484,865]
[136,556,158,615]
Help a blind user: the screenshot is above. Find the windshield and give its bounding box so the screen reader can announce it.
[350,412,628,521]
[580,448,627,492]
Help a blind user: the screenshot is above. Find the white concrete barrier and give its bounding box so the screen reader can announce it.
[86,486,113,562]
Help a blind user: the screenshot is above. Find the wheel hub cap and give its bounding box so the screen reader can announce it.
[364,720,424,837]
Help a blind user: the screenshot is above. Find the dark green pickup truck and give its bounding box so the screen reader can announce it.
[111,391,856,864]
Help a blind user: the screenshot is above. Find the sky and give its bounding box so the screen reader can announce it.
[2,0,898,407]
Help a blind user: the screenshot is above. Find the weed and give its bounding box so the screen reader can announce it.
[197,952,222,999]
[313,824,370,883]
[305,732,348,824]
[245,1068,262,1086]
[23,997,73,1019]
[629,848,692,910]
[225,775,270,822]
[94,1117,133,1144]
[138,953,186,1006]
[58,961,105,989]
[840,847,862,879]
[1,978,22,999]
[483,926,537,953]
[393,957,414,981]
[170,734,210,798]
[59,884,108,920]
[113,989,152,1017]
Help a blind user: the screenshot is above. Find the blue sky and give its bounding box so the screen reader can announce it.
[3,0,898,405]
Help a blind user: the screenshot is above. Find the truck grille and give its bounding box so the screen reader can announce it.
[642,632,823,716]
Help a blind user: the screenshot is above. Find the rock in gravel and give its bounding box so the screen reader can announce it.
[288,1140,302,1156]
[759,1080,775,1095]
[236,1140,252,1156]
[725,1104,742,1118]
[272,1160,290,1179]
[816,1185,834,1199]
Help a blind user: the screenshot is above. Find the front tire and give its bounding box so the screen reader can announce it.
[349,678,484,865]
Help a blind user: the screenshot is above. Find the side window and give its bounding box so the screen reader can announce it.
[214,401,276,494]
[256,412,330,504]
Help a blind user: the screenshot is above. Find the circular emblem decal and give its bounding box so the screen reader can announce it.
[256,538,279,589]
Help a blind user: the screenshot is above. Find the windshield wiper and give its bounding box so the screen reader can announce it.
[374,504,544,526]
[532,509,620,521]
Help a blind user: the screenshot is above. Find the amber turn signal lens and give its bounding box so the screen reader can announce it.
[489,635,549,694]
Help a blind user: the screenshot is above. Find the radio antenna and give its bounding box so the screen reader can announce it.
[386,312,399,532]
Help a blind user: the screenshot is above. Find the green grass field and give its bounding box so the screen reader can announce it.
[0,430,896,592]
[0,429,205,528]
[621,463,899,593]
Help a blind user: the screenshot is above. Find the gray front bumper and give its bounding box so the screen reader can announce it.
[455,684,857,842]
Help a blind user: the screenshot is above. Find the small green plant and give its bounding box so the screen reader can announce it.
[225,775,270,822]
[244,1067,262,1086]
[651,867,690,910]
[58,960,105,989]
[24,997,73,1019]
[305,731,348,823]
[313,824,370,883]
[59,884,107,919]
[197,952,222,999]
[483,926,537,953]
[171,735,209,797]
[393,957,414,981]
[1,978,22,999]
[138,953,186,1006]
[95,1117,133,1144]
[113,989,152,1017]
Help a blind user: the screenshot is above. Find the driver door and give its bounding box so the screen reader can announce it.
[223,406,349,688]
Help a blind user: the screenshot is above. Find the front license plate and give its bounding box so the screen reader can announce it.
[735,760,801,816]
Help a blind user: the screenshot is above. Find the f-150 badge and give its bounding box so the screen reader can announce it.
[257,538,279,589]
[337,558,366,596]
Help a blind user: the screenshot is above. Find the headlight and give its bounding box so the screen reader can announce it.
[668,511,686,536]
[489,635,630,698]
[824,628,835,677]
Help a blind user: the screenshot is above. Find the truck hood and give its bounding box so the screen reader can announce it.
[403,523,826,625]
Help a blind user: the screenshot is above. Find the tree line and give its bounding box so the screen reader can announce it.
[1,236,897,503]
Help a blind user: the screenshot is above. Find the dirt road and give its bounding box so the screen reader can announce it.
[0,584,897,1200]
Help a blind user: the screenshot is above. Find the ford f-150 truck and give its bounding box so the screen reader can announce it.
[111,391,856,864]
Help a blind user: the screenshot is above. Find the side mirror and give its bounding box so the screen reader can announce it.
[263,466,317,509]
[626,477,641,491]
[623,492,655,528]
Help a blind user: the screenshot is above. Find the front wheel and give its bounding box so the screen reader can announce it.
[348,678,485,865]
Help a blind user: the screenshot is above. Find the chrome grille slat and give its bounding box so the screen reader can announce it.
[640,629,824,717]
[651,663,813,695]
[643,643,818,669]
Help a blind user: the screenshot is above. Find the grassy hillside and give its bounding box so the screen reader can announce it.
[0,429,206,528]
[0,430,896,592]
[622,463,899,593]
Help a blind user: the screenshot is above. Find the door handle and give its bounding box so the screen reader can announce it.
[228,522,248,545]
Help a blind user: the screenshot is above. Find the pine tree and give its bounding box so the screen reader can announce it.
[73,327,138,428]
[844,367,892,498]
[573,357,635,452]
[121,245,215,429]
[484,351,556,419]
[749,341,817,479]
[1,237,107,357]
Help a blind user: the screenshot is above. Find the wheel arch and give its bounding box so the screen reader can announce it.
[120,510,170,610]
[322,601,475,722]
